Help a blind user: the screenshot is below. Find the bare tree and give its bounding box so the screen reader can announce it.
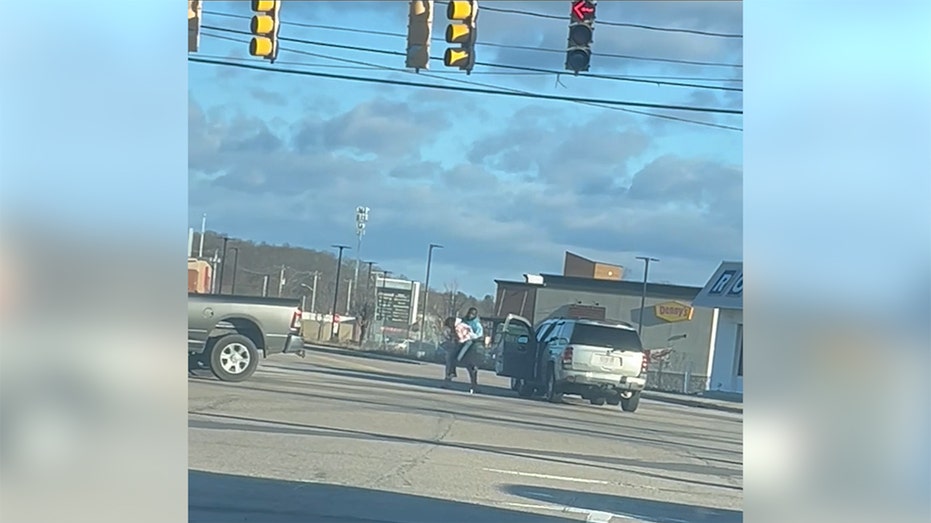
[443,280,465,318]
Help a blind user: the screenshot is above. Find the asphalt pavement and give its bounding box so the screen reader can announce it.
[189,346,743,523]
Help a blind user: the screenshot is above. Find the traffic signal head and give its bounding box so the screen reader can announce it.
[250,0,281,62]
[566,0,596,74]
[406,1,434,70]
[443,0,479,73]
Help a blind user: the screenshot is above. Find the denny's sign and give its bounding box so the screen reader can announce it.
[654,301,694,323]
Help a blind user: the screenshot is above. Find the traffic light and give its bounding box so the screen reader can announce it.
[443,0,479,74]
[405,1,434,70]
[249,0,282,63]
[566,0,596,74]
[188,0,202,53]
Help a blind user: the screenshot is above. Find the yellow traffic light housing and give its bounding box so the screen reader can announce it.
[405,1,434,71]
[249,0,281,62]
[443,0,478,74]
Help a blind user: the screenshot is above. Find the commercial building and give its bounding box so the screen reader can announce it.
[692,261,743,395]
[493,253,716,393]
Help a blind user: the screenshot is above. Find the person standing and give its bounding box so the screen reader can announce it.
[441,316,481,393]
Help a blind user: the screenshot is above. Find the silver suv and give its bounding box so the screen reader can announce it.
[495,315,648,412]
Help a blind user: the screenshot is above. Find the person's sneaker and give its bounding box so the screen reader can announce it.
[470,387,480,395]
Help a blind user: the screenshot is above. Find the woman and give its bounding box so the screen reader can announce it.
[441,316,481,393]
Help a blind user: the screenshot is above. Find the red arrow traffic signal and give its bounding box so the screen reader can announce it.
[571,0,595,21]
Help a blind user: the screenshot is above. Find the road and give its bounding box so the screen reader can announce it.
[189,346,743,523]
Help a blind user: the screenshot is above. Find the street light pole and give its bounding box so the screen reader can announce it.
[419,243,443,345]
[636,256,660,336]
[331,244,351,341]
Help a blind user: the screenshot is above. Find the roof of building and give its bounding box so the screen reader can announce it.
[692,261,743,310]
[495,273,702,300]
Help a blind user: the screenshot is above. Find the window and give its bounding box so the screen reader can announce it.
[569,323,643,351]
[735,324,743,377]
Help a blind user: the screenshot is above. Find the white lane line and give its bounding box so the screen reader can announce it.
[483,467,610,485]
[503,502,638,522]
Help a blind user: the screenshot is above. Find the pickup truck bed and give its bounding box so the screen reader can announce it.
[188,293,304,382]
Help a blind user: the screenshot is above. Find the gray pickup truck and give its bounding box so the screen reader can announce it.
[188,293,305,382]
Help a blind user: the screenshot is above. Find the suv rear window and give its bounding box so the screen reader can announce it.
[570,324,643,351]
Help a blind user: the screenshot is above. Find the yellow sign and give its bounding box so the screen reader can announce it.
[654,301,694,322]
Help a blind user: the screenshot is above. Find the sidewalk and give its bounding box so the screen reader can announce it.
[641,390,743,414]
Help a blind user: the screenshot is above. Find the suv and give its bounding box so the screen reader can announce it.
[495,314,648,412]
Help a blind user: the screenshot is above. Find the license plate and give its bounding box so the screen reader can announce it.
[595,355,620,367]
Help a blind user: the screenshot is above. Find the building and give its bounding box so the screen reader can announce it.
[494,270,715,393]
[563,252,624,281]
[692,261,743,395]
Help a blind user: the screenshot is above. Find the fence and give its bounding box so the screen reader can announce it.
[644,368,708,395]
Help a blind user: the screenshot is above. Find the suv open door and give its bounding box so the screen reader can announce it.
[494,314,536,381]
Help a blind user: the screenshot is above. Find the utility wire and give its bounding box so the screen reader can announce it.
[203,10,743,69]
[201,24,741,93]
[197,36,742,132]
[469,3,743,38]
[189,55,742,115]
[196,53,739,82]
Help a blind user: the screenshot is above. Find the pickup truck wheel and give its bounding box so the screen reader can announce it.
[620,391,641,413]
[209,334,259,382]
[544,366,563,404]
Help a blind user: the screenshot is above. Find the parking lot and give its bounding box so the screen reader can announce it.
[189,347,743,523]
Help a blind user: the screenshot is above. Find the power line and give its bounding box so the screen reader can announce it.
[470,3,743,38]
[189,56,742,115]
[203,10,743,69]
[196,53,739,82]
[198,33,741,132]
[201,24,741,93]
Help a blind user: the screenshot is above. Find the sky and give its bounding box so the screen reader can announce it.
[188,0,743,297]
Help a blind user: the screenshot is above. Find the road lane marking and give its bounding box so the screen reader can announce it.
[503,502,636,522]
[483,467,610,485]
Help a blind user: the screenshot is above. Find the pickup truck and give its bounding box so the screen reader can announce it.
[188,293,305,382]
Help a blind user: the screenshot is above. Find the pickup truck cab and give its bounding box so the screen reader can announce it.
[495,314,648,412]
[188,293,304,382]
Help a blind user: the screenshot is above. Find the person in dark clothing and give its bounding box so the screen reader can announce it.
[441,316,481,393]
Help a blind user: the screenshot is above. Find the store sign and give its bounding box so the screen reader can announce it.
[654,301,694,323]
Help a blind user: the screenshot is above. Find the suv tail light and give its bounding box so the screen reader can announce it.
[291,309,303,332]
[640,351,650,376]
[562,346,574,366]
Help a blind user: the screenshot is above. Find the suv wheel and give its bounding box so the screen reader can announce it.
[545,366,563,404]
[620,391,641,413]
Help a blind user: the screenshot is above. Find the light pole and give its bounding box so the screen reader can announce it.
[351,206,369,311]
[419,243,443,345]
[636,256,660,336]
[331,244,351,341]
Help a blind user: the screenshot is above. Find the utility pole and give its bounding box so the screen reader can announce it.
[331,245,351,341]
[218,235,230,293]
[278,266,286,297]
[346,279,353,314]
[262,275,269,297]
[352,206,370,311]
[636,256,660,336]
[419,243,443,345]
[198,213,206,258]
[311,271,319,313]
[229,247,239,294]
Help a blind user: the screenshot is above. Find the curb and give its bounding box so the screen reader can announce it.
[641,393,743,414]
[304,343,427,365]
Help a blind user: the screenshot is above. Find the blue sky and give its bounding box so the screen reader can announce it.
[189,1,743,297]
